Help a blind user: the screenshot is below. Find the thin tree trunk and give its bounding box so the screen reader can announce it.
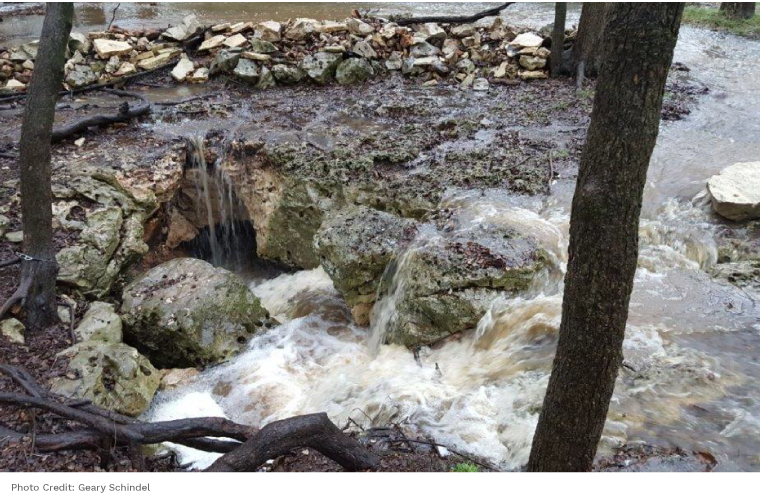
[720,2,756,19]
[527,3,684,472]
[571,3,608,77]
[551,3,567,77]
[16,3,73,328]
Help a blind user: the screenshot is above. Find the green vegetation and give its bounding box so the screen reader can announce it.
[452,462,480,472]
[683,5,760,39]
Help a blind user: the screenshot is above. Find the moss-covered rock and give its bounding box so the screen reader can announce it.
[381,217,549,347]
[50,341,160,417]
[314,206,417,325]
[121,258,274,368]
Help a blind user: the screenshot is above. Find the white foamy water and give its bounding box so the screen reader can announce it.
[147,192,758,470]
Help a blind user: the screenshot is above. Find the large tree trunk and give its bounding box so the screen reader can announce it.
[720,2,756,19]
[16,3,73,328]
[550,3,567,78]
[527,3,684,472]
[571,3,608,77]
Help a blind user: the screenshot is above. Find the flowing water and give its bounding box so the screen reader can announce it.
[140,6,760,471]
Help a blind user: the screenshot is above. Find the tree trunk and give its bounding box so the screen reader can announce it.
[720,2,756,19]
[551,3,567,77]
[17,3,73,328]
[571,3,608,77]
[527,3,684,472]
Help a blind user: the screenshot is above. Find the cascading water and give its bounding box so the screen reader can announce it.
[145,14,760,472]
[183,135,252,271]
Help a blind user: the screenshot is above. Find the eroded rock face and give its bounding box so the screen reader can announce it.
[707,162,760,221]
[51,143,184,297]
[50,341,160,417]
[314,206,417,325]
[121,258,274,368]
[379,212,550,347]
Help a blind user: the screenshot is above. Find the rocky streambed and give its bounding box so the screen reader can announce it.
[1,9,759,472]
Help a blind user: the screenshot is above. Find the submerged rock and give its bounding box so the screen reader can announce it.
[121,258,274,368]
[381,215,549,347]
[50,341,160,417]
[314,206,417,325]
[707,161,760,221]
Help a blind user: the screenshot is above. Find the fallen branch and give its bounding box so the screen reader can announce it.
[206,413,380,472]
[50,89,151,143]
[383,438,499,471]
[0,256,22,269]
[395,2,514,26]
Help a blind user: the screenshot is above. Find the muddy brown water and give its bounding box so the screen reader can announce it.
[2,3,759,471]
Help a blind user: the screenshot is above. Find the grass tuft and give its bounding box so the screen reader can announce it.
[452,462,480,472]
[682,5,760,39]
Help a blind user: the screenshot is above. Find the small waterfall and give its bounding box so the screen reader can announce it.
[184,135,251,271]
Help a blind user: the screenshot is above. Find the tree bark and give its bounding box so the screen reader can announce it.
[527,3,684,472]
[720,2,756,19]
[571,3,608,77]
[16,3,73,328]
[551,3,567,77]
[206,413,380,472]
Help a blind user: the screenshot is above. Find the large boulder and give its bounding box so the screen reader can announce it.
[121,258,274,368]
[707,162,760,221]
[314,206,417,325]
[50,342,160,417]
[378,211,550,347]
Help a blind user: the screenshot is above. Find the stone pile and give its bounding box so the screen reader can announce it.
[1,13,575,92]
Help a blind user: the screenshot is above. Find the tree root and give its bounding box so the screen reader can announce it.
[0,275,30,321]
[50,89,151,143]
[395,2,514,26]
[205,413,380,472]
[0,364,379,471]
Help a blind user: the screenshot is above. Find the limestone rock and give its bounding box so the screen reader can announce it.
[210,48,242,75]
[317,21,349,34]
[5,230,23,243]
[50,342,160,417]
[254,20,282,41]
[187,67,209,83]
[137,51,177,71]
[510,32,544,48]
[417,23,446,43]
[0,214,8,238]
[68,32,91,54]
[10,42,38,62]
[473,78,490,91]
[1,318,25,344]
[65,63,98,88]
[159,368,199,391]
[519,55,546,71]
[233,58,259,83]
[171,57,195,82]
[285,18,320,40]
[223,33,248,49]
[353,40,377,59]
[272,64,304,84]
[707,162,760,221]
[410,41,440,58]
[197,34,226,52]
[519,69,547,80]
[163,14,202,42]
[256,65,276,89]
[381,213,549,347]
[299,52,342,85]
[75,301,123,344]
[113,61,136,77]
[347,18,375,36]
[121,258,274,368]
[451,24,477,38]
[336,57,375,85]
[93,39,132,58]
[250,39,278,53]
[4,79,26,92]
[315,206,417,325]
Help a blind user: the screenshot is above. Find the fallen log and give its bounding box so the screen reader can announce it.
[50,89,150,143]
[1,364,376,471]
[395,2,514,26]
[206,413,380,472]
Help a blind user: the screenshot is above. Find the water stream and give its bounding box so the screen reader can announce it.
[139,6,760,471]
